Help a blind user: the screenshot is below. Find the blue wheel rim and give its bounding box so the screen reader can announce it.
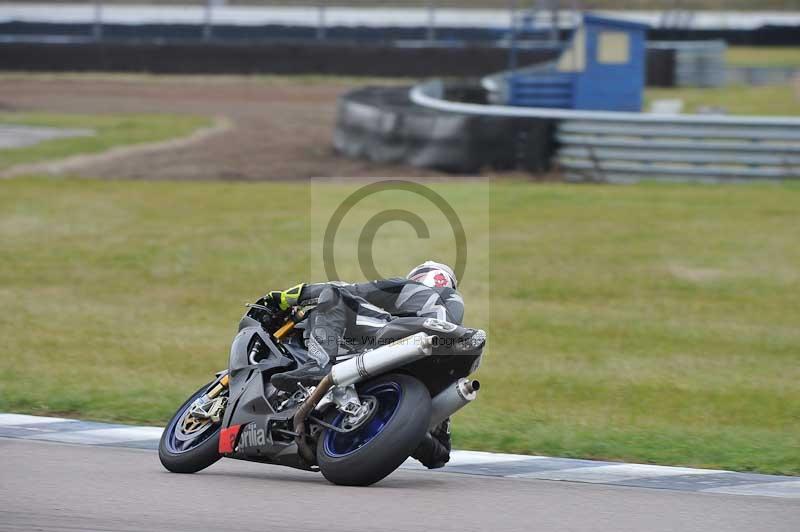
[164,387,220,455]
[323,381,402,458]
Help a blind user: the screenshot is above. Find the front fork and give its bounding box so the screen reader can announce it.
[187,373,230,423]
[205,374,230,400]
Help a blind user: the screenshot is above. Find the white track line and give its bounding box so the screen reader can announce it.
[0,413,70,425]
[704,481,800,498]
[510,463,722,483]
[26,426,164,445]
[2,413,797,499]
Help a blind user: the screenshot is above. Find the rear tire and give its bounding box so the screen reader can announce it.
[317,373,431,486]
[159,382,223,474]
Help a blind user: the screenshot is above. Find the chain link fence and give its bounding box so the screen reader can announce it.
[5,1,800,8]
[3,1,800,44]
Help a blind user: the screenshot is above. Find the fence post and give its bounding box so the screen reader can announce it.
[549,0,559,44]
[427,0,437,44]
[508,0,518,72]
[203,0,213,41]
[92,0,103,41]
[317,3,327,40]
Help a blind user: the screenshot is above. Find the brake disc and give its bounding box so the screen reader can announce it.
[339,395,378,432]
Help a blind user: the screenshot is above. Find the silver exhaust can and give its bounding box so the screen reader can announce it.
[330,332,434,387]
[429,378,480,430]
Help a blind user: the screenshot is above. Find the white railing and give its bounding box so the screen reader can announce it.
[410,80,800,182]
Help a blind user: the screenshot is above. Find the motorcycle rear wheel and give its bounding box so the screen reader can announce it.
[159,381,223,474]
[317,373,431,486]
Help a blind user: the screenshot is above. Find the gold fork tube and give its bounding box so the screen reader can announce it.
[205,374,230,399]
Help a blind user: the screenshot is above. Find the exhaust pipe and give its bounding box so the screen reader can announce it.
[330,332,434,387]
[429,378,480,430]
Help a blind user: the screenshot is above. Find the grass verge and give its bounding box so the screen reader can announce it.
[0,112,212,171]
[645,84,800,116]
[727,46,800,68]
[0,179,798,475]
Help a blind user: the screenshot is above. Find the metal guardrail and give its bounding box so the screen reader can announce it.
[410,79,800,182]
[557,122,800,182]
[649,40,726,87]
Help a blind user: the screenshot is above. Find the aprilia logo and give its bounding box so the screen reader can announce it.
[239,423,266,448]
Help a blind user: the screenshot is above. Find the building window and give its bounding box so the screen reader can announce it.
[597,31,630,64]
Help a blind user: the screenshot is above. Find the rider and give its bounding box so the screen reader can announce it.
[262,261,475,469]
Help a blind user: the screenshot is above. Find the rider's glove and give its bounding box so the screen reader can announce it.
[264,283,305,312]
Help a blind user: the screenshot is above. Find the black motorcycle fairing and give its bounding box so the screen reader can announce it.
[225,324,293,420]
[220,323,319,471]
[402,351,482,397]
[237,315,262,332]
[372,317,483,396]
[231,321,302,367]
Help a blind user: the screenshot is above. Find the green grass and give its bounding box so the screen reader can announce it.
[728,46,800,68]
[645,47,800,116]
[1,178,798,475]
[0,112,211,170]
[645,84,800,116]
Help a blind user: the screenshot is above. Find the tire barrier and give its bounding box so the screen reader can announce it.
[334,86,555,174]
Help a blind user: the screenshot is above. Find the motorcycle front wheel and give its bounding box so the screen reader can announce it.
[317,373,431,486]
[159,381,224,474]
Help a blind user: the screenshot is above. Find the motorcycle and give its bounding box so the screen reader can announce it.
[159,296,485,486]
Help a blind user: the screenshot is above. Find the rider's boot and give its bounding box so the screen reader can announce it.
[432,418,452,453]
[412,418,452,469]
[270,360,332,392]
[271,319,338,392]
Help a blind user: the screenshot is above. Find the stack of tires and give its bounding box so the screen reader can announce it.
[334,84,555,174]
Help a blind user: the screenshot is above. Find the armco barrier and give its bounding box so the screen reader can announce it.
[556,120,800,182]
[410,80,800,182]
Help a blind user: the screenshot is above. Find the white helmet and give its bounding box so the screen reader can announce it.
[407,261,457,290]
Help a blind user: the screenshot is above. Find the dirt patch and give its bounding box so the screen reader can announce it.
[0,76,451,181]
[1,116,231,178]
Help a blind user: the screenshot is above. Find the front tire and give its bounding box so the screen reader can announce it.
[317,373,431,486]
[159,381,223,474]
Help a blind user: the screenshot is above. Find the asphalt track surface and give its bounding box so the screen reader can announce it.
[1,438,798,532]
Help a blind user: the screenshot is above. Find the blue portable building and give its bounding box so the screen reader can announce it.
[508,14,648,112]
